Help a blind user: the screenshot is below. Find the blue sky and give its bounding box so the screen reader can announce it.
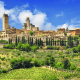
[0,0,80,32]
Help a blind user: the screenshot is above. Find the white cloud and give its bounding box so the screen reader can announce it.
[55,12,63,17]
[18,10,47,29]
[56,23,77,30]
[44,23,55,31]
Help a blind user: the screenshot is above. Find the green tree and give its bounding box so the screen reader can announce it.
[38,39,39,46]
[30,31,34,36]
[78,45,80,53]
[64,32,67,36]
[68,35,73,48]
[49,38,50,45]
[18,37,20,43]
[55,40,56,46]
[53,38,54,46]
[9,38,10,44]
[35,38,37,45]
[11,39,12,43]
[75,39,79,46]
[32,37,33,46]
[28,36,29,44]
[50,56,55,67]
[22,36,25,44]
[30,46,37,52]
[40,38,41,45]
[62,39,64,46]
[46,36,48,46]
[30,37,31,46]
[15,35,17,46]
[66,27,69,31]
[51,39,52,46]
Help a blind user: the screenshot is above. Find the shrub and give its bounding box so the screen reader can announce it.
[65,45,70,49]
[64,74,71,79]
[10,56,32,69]
[54,62,64,68]
[21,43,31,52]
[50,56,55,67]
[1,68,8,73]
[40,45,42,48]
[1,57,6,61]
[15,42,22,50]
[46,45,53,49]
[76,68,80,71]
[22,57,32,68]
[45,57,50,66]
[72,47,78,53]
[58,51,63,55]
[30,46,37,52]
[70,63,76,70]
[33,59,42,67]
[61,58,71,69]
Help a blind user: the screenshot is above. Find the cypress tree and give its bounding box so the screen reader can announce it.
[35,38,37,45]
[46,36,47,46]
[49,38,50,45]
[9,38,10,44]
[28,36,29,44]
[51,39,52,46]
[40,38,41,45]
[11,39,12,43]
[15,35,17,46]
[30,37,31,46]
[18,37,20,43]
[42,40,43,46]
[32,37,33,46]
[53,39,54,45]
[38,39,39,46]
[62,39,64,46]
[60,38,61,46]
[55,40,56,46]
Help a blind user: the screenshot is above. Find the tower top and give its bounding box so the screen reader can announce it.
[26,17,30,21]
[3,13,8,17]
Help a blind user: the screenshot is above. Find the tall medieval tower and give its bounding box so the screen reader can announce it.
[3,13,10,31]
[26,17,30,30]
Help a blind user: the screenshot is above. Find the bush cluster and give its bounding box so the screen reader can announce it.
[0,39,8,44]
[10,56,32,69]
[3,43,15,49]
[46,45,59,50]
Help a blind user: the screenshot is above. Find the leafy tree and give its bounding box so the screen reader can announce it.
[30,31,34,36]
[74,35,78,41]
[15,35,17,46]
[29,37,31,46]
[45,57,50,66]
[53,38,54,45]
[11,39,12,43]
[75,39,79,46]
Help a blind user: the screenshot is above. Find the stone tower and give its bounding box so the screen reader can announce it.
[26,17,30,30]
[3,13,10,31]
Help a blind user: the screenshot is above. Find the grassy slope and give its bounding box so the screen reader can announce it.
[0,47,80,80]
[0,67,80,80]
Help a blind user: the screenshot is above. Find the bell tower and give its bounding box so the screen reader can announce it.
[3,13,10,31]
